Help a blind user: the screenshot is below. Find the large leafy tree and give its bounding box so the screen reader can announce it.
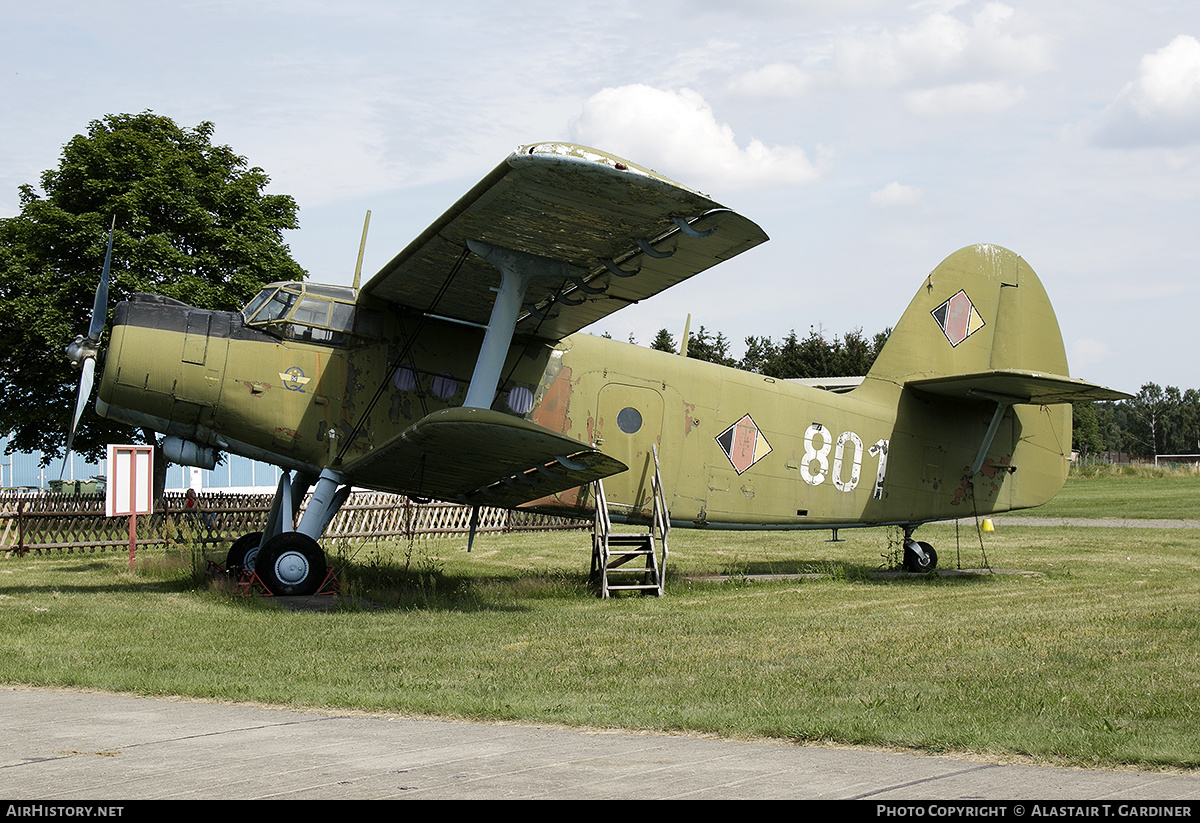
[1124,382,1171,457]
[0,112,305,465]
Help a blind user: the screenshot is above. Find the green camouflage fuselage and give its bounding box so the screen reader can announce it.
[98,244,1074,532]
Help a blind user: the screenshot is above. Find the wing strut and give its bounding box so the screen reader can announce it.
[337,246,472,464]
[462,239,585,409]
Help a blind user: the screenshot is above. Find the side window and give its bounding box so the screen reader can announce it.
[330,302,355,333]
[285,325,348,346]
[241,289,276,322]
[293,296,332,327]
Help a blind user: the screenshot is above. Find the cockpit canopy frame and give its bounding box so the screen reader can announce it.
[241,282,381,346]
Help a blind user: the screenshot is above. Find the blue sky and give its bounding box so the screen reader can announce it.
[4,0,1200,395]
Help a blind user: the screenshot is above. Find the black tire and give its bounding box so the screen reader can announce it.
[226,531,264,574]
[255,532,327,596]
[903,540,938,573]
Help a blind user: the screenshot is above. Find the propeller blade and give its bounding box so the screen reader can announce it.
[61,217,114,480]
[61,357,96,480]
[87,218,115,342]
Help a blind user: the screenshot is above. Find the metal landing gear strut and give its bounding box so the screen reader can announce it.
[902,526,939,573]
[225,468,350,596]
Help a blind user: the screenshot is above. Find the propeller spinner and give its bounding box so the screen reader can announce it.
[61,217,115,477]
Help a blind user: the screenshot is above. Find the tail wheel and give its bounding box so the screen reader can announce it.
[226,531,264,574]
[903,540,938,573]
[256,532,328,596]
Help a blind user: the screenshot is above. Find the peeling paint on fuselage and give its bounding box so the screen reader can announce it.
[529,350,572,435]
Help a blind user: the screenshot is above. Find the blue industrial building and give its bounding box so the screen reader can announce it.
[1,437,280,493]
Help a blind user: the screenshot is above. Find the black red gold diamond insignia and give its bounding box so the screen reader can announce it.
[931,290,985,347]
[715,414,772,474]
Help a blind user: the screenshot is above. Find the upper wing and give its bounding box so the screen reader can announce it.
[361,143,769,341]
[907,370,1132,405]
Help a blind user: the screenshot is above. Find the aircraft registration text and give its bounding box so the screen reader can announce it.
[802,424,889,500]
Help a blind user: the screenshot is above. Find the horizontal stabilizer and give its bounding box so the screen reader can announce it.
[907,370,1132,405]
[343,407,626,508]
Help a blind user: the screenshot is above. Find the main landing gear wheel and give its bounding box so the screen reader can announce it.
[226,531,264,575]
[255,532,328,596]
[903,540,938,573]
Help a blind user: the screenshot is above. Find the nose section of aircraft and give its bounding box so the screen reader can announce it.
[97,296,185,430]
[97,295,228,436]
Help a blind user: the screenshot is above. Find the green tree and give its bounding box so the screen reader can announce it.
[0,112,305,467]
[650,328,676,353]
[1094,400,1131,457]
[754,327,835,379]
[1179,389,1200,453]
[685,325,736,367]
[739,335,778,374]
[831,328,875,377]
[1072,402,1104,460]
[1124,383,1170,457]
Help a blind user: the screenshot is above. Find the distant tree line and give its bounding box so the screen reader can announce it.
[1077,384,1200,460]
[644,325,892,379]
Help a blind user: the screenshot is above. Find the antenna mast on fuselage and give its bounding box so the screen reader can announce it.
[353,210,371,291]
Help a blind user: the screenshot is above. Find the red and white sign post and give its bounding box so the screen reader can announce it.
[105,445,154,569]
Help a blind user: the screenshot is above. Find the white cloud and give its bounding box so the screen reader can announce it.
[726,63,812,98]
[904,80,1027,116]
[569,85,821,192]
[1130,34,1200,117]
[1093,35,1200,148]
[869,181,923,207]
[721,3,1048,120]
[828,2,1049,91]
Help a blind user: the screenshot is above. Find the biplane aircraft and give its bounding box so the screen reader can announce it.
[65,142,1129,595]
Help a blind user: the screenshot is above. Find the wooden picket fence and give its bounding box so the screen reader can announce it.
[0,491,587,557]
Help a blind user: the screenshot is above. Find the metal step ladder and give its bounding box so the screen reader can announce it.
[590,446,669,598]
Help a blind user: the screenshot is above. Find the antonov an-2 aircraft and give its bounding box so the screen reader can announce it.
[65,142,1128,596]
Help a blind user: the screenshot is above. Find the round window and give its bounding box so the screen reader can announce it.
[508,385,534,414]
[431,372,459,399]
[616,406,643,434]
[392,366,417,391]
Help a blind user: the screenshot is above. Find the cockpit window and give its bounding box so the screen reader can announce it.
[257,290,298,324]
[240,288,277,323]
[241,282,377,347]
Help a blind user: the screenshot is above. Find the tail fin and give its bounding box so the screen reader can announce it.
[861,245,1128,517]
[866,244,1126,403]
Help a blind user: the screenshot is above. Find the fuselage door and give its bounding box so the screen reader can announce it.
[595,383,663,516]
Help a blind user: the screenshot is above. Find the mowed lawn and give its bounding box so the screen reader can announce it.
[3,469,1199,770]
[1002,463,1200,521]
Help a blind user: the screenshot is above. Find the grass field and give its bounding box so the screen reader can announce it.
[1004,463,1200,521]
[3,469,1199,771]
